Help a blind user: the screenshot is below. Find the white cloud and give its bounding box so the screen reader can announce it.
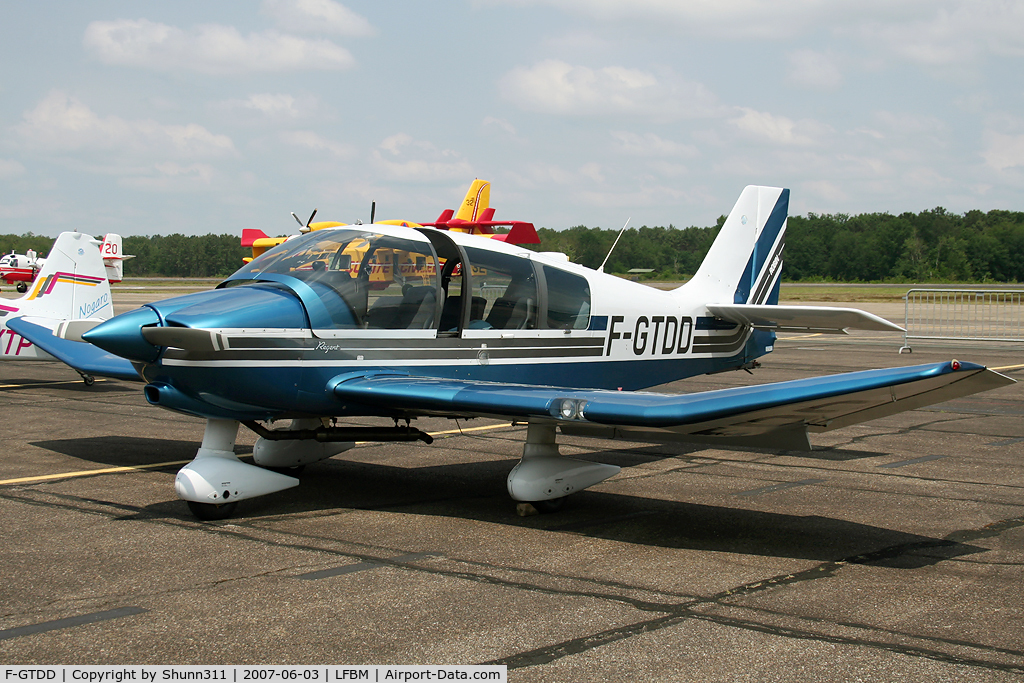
[482,116,517,135]
[507,163,577,189]
[802,180,848,202]
[495,1,1022,69]
[14,91,235,158]
[983,132,1024,171]
[262,0,375,36]
[488,0,927,39]
[83,19,354,74]
[575,183,688,209]
[218,93,321,120]
[119,163,217,192]
[610,131,698,157]
[728,107,829,146]
[499,60,721,120]
[863,2,1024,66]
[786,50,842,90]
[0,159,26,179]
[872,111,947,137]
[579,162,604,182]
[371,134,473,182]
[244,93,301,118]
[281,130,355,158]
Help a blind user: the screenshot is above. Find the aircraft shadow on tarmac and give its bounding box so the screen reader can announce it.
[571,442,888,464]
[31,436,251,469]
[32,435,982,570]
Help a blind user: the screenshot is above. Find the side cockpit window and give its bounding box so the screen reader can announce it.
[542,265,591,330]
[234,229,440,330]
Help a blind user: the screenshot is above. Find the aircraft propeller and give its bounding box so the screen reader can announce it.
[291,209,318,233]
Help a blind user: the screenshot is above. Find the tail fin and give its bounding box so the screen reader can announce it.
[686,186,788,305]
[453,179,490,222]
[100,233,132,283]
[18,232,113,321]
[242,228,269,248]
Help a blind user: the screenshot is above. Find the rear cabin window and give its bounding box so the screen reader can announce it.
[543,265,591,329]
[463,246,538,330]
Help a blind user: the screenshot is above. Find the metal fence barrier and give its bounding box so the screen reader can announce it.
[900,288,1024,353]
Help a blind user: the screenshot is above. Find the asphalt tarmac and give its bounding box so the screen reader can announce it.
[0,299,1022,680]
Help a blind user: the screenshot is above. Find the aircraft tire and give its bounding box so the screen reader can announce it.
[16,282,27,293]
[81,374,95,386]
[187,500,238,521]
[531,497,567,513]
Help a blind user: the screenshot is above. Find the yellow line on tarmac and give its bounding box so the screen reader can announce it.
[0,460,192,485]
[991,363,1024,372]
[428,422,516,437]
[0,422,516,486]
[776,333,824,341]
[0,379,109,390]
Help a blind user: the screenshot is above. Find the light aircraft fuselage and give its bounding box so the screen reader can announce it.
[72,186,1011,519]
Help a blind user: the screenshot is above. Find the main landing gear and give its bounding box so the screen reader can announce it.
[506,423,620,513]
[175,419,620,521]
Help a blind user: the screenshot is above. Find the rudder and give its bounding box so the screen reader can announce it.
[19,232,113,321]
[685,186,788,305]
[454,179,491,222]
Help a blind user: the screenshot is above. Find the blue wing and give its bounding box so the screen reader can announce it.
[8,317,142,382]
[331,361,1013,449]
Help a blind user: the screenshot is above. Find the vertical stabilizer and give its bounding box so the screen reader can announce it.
[454,179,491,222]
[685,186,788,305]
[100,233,132,283]
[19,232,113,321]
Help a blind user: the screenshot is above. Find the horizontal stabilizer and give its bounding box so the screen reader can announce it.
[329,361,1013,444]
[8,318,141,381]
[707,304,903,333]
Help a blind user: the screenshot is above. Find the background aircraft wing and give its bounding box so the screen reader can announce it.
[331,361,1012,449]
[8,317,141,381]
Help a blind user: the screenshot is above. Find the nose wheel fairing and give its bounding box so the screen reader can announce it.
[174,419,299,512]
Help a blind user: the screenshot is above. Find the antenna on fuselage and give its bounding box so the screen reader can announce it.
[598,217,630,273]
[370,201,376,224]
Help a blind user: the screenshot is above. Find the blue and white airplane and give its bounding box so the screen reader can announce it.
[16,186,1013,519]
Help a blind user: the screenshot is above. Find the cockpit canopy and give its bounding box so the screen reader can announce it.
[227,226,591,332]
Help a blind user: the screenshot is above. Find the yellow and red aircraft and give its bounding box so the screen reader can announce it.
[241,180,539,265]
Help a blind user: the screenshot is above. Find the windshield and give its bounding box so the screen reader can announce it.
[233,228,440,329]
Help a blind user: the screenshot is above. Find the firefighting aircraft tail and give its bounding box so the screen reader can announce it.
[420,179,540,244]
[454,178,491,222]
[99,233,135,283]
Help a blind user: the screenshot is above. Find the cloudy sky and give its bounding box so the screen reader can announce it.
[1,0,1022,237]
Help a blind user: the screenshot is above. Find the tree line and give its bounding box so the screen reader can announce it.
[531,206,1024,283]
[2,206,1023,282]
